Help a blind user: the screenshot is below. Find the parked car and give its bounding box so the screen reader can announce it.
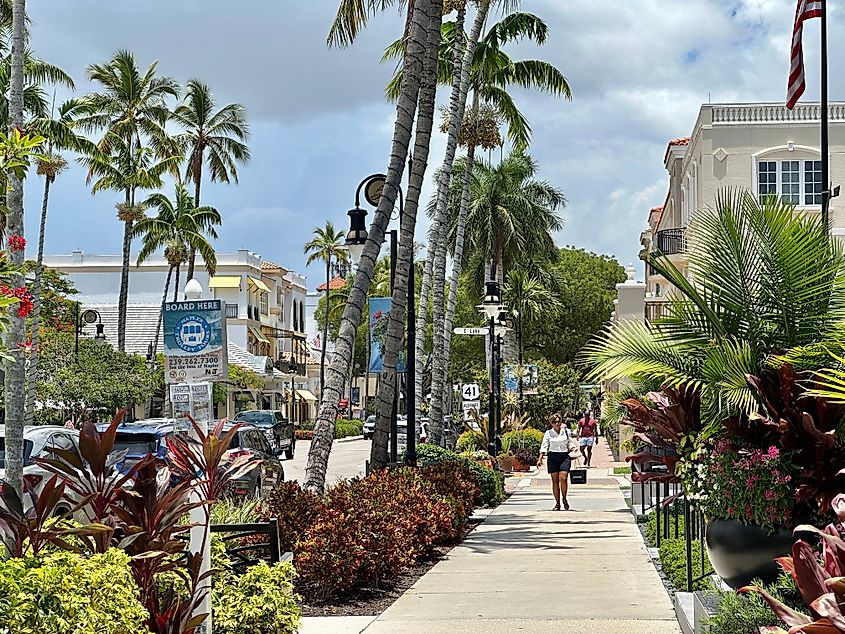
[232,410,295,459]
[363,415,376,440]
[223,424,284,498]
[0,425,82,514]
[98,418,191,475]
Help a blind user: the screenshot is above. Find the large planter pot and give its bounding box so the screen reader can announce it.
[512,458,531,472]
[497,456,514,472]
[704,518,795,589]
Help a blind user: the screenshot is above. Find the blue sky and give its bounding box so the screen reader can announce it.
[22,0,842,288]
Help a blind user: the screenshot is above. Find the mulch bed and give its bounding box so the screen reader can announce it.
[299,514,486,617]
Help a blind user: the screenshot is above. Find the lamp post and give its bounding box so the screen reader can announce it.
[494,311,511,447]
[477,281,503,457]
[347,173,416,467]
[74,303,106,363]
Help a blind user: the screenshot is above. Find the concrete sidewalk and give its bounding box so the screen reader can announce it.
[362,444,680,633]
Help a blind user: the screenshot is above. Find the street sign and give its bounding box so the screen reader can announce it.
[462,400,481,424]
[453,327,486,336]
[462,383,480,401]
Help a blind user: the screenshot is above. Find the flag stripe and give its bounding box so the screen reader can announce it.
[787,0,823,109]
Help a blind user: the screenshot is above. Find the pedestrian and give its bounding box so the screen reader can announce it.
[577,410,599,468]
[537,414,574,511]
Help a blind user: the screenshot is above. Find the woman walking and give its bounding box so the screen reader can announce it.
[537,414,574,510]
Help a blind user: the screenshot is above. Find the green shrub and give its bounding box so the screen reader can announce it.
[502,428,544,461]
[416,443,504,508]
[643,508,685,547]
[657,537,711,591]
[0,549,149,634]
[456,430,485,453]
[704,573,800,634]
[335,419,363,439]
[214,562,301,634]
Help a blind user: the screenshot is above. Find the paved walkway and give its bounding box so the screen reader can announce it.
[300,442,681,633]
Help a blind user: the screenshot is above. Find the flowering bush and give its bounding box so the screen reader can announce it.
[1,284,32,317]
[7,234,25,251]
[703,441,797,530]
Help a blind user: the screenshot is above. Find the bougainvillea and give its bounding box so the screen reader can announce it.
[7,234,25,252]
[1,285,32,318]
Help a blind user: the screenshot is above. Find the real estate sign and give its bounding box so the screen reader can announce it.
[163,299,228,384]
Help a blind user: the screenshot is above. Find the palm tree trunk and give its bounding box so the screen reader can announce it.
[146,265,173,417]
[320,260,330,395]
[3,0,27,496]
[440,139,477,425]
[173,262,181,302]
[24,174,52,426]
[414,2,490,430]
[117,188,133,352]
[370,0,443,470]
[305,0,436,493]
[186,164,202,281]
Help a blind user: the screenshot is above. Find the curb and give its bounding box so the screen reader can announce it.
[334,435,364,444]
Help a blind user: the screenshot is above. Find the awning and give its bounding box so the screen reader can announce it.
[248,326,269,344]
[248,276,271,293]
[296,389,318,402]
[209,276,241,289]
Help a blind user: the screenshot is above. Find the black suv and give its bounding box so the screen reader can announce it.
[232,410,295,459]
[224,424,284,499]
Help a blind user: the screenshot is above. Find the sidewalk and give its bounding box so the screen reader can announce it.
[361,442,680,633]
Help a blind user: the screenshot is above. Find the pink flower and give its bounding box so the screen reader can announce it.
[765,490,776,501]
[7,234,25,252]
[766,446,780,459]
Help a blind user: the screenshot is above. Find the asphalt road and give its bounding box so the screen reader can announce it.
[284,437,371,487]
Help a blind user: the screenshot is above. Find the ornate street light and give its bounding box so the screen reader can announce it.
[74,304,106,363]
[477,280,502,457]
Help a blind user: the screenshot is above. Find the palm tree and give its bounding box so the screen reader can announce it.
[3,0,26,495]
[24,99,96,426]
[503,267,559,411]
[134,182,221,356]
[584,188,845,430]
[304,221,349,397]
[173,79,250,281]
[78,50,179,351]
[305,0,439,492]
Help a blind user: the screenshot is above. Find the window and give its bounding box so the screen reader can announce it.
[299,302,305,333]
[757,159,822,206]
[805,160,822,205]
[260,292,269,315]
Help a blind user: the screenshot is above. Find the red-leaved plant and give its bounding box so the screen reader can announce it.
[742,493,845,633]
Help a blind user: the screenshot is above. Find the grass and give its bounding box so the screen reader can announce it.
[612,466,632,474]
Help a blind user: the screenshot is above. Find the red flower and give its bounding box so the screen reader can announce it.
[0,285,33,318]
[7,234,25,252]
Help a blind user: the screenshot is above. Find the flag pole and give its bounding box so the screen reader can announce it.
[821,0,830,225]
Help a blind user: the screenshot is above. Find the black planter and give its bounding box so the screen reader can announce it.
[704,518,794,589]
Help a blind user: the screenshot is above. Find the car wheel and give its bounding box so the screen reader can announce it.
[285,440,295,460]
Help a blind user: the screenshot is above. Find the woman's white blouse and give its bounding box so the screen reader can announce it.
[541,428,572,454]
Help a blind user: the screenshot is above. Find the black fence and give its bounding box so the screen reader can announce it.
[177,519,285,576]
[655,228,687,255]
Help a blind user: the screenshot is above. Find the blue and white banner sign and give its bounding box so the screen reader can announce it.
[163,299,228,384]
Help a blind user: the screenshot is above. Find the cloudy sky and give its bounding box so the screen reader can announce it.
[23,0,841,287]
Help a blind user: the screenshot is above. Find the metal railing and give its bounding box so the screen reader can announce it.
[210,519,284,575]
[225,303,239,319]
[655,228,687,255]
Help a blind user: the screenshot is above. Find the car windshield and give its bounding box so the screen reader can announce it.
[0,438,34,467]
[113,433,159,457]
[234,412,274,426]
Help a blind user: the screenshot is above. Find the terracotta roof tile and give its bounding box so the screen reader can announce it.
[663,136,691,163]
[261,260,285,271]
[316,276,346,292]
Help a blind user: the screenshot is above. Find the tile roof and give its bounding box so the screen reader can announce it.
[316,276,346,292]
[260,260,286,271]
[663,136,691,163]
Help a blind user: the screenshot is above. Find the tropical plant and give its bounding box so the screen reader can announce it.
[213,561,301,634]
[306,0,442,492]
[173,79,249,280]
[584,188,845,425]
[78,49,179,352]
[304,221,349,396]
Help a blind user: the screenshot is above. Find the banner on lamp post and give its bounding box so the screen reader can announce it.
[368,297,405,374]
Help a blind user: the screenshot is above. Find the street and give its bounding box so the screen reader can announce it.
[285,437,370,487]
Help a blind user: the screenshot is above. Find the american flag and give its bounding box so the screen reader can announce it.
[787,0,823,109]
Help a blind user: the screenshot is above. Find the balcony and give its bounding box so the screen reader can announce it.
[225,303,239,319]
[655,228,687,256]
[711,102,845,125]
[645,298,671,323]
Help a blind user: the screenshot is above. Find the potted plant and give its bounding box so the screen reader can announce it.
[496,452,514,472]
[512,447,533,472]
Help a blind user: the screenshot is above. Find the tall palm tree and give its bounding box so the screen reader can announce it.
[173,79,250,281]
[584,188,845,431]
[134,182,220,356]
[305,0,439,493]
[305,221,349,397]
[78,50,179,351]
[3,0,26,495]
[24,98,96,426]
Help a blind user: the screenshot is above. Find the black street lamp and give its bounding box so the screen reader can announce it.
[347,173,416,467]
[494,311,511,447]
[74,303,106,363]
[477,281,503,457]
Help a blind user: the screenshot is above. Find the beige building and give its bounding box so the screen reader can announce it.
[640,101,845,321]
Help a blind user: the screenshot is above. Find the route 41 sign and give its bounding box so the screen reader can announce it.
[461,383,480,401]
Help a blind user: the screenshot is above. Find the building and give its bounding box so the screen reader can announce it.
[640,101,845,322]
[43,249,318,421]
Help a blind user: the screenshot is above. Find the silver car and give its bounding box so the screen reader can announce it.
[0,425,81,513]
[363,415,376,440]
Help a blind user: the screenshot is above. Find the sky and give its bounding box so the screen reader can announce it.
[22,0,844,289]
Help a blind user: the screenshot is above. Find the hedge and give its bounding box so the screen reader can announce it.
[416,444,504,508]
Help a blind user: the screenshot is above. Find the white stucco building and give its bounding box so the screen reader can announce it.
[44,249,317,420]
[640,101,845,321]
